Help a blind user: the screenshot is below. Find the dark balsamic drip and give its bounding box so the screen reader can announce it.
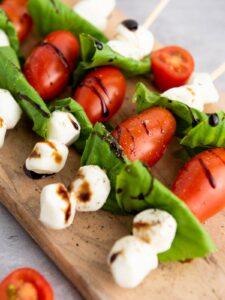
[208,113,219,127]
[40,42,70,70]
[187,106,200,127]
[17,93,50,118]
[92,76,110,98]
[122,19,138,31]
[125,127,136,155]
[114,126,122,143]
[209,149,225,166]
[116,188,123,194]
[23,165,54,180]
[131,170,154,200]
[95,39,103,50]
[198,158,216,189]
[141,120,151,136]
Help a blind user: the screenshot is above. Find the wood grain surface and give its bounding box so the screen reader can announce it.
[1,1,225,299]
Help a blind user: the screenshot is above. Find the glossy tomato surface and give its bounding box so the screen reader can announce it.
[0,268,53,300]
[112,106,176,166]
[172,148,225,222]
[73,66,126,124]
[152,46,194,92]
[0,0,32,42]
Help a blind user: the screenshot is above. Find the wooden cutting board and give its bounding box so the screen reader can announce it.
[1,1,225,299]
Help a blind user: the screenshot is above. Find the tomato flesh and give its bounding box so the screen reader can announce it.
[112,106,176,166]
[172,148,225,222]
[73,66,126,124]
[152,46,194,92]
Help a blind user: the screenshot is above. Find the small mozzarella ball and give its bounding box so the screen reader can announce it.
[40,183,76,230]
[0,29,10,47]
[0,116,7,148]
[25,140,68,174]
[162,85,204,111]
[70,165,110,212]
[47,111,81,146]
[188,72,219,104]
[133,209,177,254]
[108,236,158,288]
[0,89,22,129]
[73,0,116,30]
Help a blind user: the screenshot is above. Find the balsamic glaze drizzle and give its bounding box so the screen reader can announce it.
[208,113,220,127]
[23,165,54,180]
[131,169,154,200]
[95,40,103,50]
[209,149,225,166]
[122,19,138,31]
[187,106,200,127]
[125,127,136,155]
[17,93,50,118]
[198,158,216,189]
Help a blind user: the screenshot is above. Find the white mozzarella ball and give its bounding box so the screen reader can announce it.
[108,235,158,288]
[162,85,204,111]
[73,0,116,30]
[70,165,110,212]
[188,72,219,104]
[133,209,177,254]
[0,29,10,47]
[47,111,81,146]
[25,140,68,174]
[40,183,76,230]
[0,115,7,148]
[0,89,22,129]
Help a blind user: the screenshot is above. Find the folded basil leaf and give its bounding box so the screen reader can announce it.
[0,10,19,54]
[116,161,216,262]
[0,46,51,137]
[49,98,93,152]
[81,122,129,214]
[73,34,151,85]
[28,0,107,42]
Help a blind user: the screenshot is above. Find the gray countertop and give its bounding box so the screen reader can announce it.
[0,1,225,299]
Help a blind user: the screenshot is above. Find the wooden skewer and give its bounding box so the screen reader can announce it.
[211,62,225,81]
[143,0,170,29]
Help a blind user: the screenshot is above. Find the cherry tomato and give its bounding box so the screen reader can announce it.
[73,66,126,124]
[24,31,80,100]
[112,107,176,167]
[0,0,32,42]
[172,148,225,222]
[0,268,53,300]
[151,46,194,92]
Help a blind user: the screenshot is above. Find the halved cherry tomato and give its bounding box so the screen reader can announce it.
[24,30,80,100]
[112,107,176,166]
[73,66,126,124]
[152,46,194,92]
[172,148,225,222]
[0,0,32,42]
[0,268,53,300]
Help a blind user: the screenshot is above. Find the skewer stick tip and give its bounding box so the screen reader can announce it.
[211,62,225,81]
[143,0,170,29]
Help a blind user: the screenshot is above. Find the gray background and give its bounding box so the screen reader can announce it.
[0,1,225,299]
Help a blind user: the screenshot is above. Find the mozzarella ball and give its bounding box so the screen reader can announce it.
[73,0,116,30]
[47,111,81,146]
[108,236,158,288]
[40,183,76,230]
[69,165,110,212]
[25,140,68,174]
[108,21,154,60]
[0,116,7,148]
[133,209,177,254]
[162,85,204,111]
[0,29,10,47]
[0,89,22,129]
[188,72,219,104]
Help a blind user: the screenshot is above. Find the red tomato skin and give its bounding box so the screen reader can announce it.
[112,107,176,166]
[151,46,195,92]
[0,268,53,300]
[44,31,80,70]
[73,66,126,124]
[0,0,32,42]
[172,148,225,222]
[24,44,70,100]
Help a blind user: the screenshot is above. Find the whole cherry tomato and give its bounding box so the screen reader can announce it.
[73,66,126,124]
[0,268,53,300]
[172,148,225,222]
[24,30,80,100]
[0,0,32,42]
[112,106,176,166]
[152,46,194,92]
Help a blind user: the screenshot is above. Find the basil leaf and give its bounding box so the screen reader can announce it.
[28,0,107,42]
[116,161,216,262]
[73,34,151,85]
[49,98,93,152]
